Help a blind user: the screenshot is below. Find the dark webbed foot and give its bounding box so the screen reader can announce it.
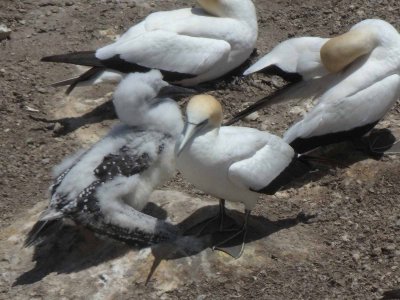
[360,129,400,155]
[212,210,250,259]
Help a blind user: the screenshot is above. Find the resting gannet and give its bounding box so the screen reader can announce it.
[227,19,400,154]
[41,0,258,94]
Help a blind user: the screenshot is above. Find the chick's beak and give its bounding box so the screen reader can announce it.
[177,122,200,156]
[157,85,199,99]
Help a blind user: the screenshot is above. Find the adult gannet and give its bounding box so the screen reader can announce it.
[227,19,400,154]
[176,95,311,258]
[25,70,186,247]
[42,0,258,94]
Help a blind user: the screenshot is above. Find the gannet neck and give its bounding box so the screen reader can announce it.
[145,99,184,137]
[113,70,169,127]
[198,0,257,28]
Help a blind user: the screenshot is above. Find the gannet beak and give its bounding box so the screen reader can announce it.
[157,85,198,99]
[177,122,202,156]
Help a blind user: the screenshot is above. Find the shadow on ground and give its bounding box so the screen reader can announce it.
[13,202,313,287]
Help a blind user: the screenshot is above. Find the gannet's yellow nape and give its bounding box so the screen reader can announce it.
[186,94,223,127]
[197,0,219,15]
[197,0,237,17]
[320,28,377,73]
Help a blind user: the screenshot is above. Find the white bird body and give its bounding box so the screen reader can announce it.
[25,70,184,246]
[43,0,258,93]
[235,19,400,154]
[177,126,295,210]
[284,74,400,145]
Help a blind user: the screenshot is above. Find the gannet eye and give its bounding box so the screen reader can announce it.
[188,119,208,127]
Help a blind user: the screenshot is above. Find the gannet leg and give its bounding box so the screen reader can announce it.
[212,209,250,259]
[184,199,239,236]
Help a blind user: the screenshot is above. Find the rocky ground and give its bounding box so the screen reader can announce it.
[1,0,400,299]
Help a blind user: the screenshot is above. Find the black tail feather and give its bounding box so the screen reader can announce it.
[382,289,400,299]
[41,51,103,68]
[65,66,105,95]
[24,220,63,248]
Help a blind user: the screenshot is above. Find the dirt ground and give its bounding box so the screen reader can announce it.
[1,0,400,299]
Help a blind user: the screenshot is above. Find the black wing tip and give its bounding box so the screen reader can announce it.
[223,116,241,126]
[40,50,97,64]
[260,65,303,83]
[41,55,57,62]
[382,289,400,299]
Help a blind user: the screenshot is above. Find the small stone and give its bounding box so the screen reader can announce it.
[53,122,63,133]
[36,87,47,94]
[42,158,50,164]
[26,138,34,145]
[38,0,53,6]
[371,247,382,256]
[0,24,12,41]
[244,111,259,122]
[341,233,350,242]
[65,1,74,6]
[382,244,396,255]
[352,251,361,262]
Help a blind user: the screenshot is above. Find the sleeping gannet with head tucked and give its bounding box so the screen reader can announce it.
[176,95,311,258]
[25,70,186,247]
[227,19,400,154]
[41,0,258,94]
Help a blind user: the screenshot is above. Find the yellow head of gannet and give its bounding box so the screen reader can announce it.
[177,94,222,155]
[198,0,254,18]
[320,26,378,73]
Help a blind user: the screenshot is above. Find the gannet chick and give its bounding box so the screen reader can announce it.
[25,70,185,247]
[176,95,310,258]
[41,0,258,94]
[228,19,400,154]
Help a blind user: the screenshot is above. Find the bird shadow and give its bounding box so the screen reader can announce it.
[283,128,399,189]
[145,206,315,283]
[29,99,117,136]
[14,200,312,287]
[13,202,167,286]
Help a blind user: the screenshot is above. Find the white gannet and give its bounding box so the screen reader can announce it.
[227,19,400,154]
[25,70,186,247]
[41,0,258,94]
[176,95,311,258]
